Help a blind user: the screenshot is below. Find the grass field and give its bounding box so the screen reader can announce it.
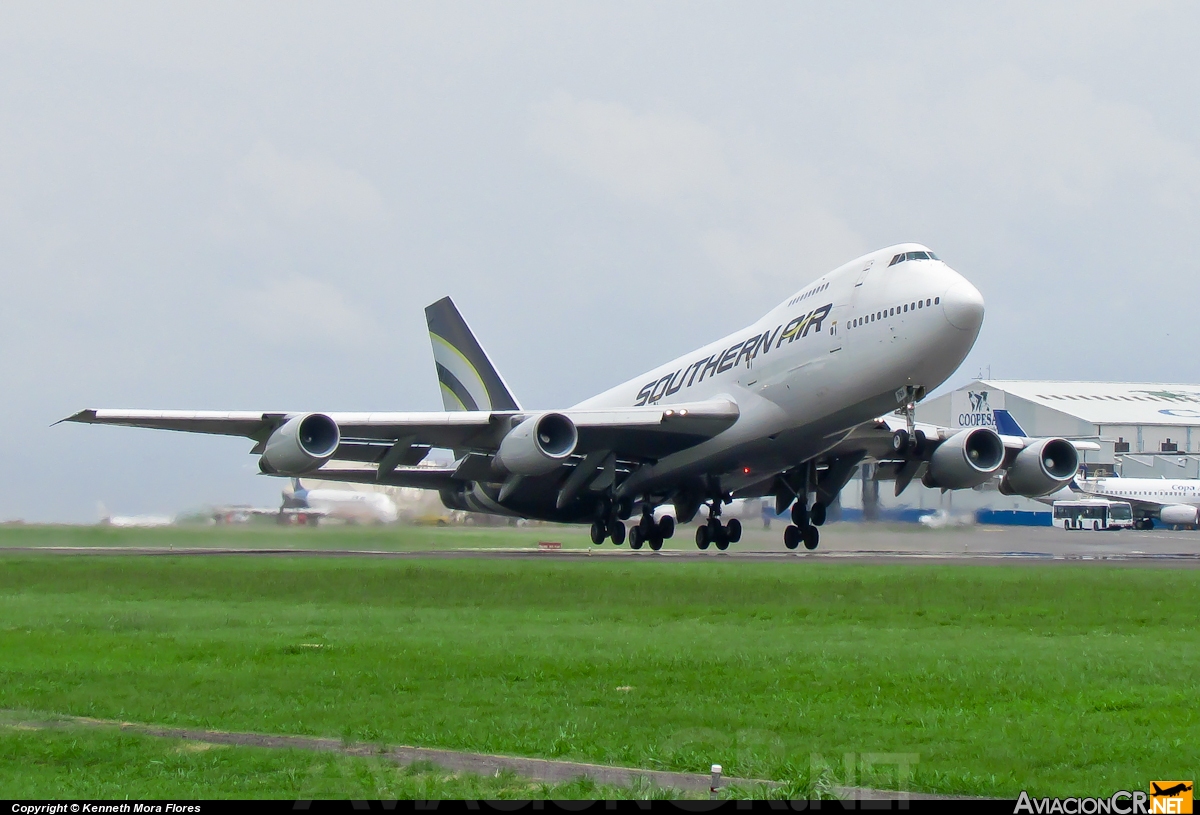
[0,536,1197,798]
[0,721,673,799]
[0,521,594,550]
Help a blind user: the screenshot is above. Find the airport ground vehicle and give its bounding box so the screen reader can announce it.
[1052,499,1134,531]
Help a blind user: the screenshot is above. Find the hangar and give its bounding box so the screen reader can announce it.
[916,380,1200,479]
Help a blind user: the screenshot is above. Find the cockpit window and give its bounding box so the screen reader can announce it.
[888,250,940,266]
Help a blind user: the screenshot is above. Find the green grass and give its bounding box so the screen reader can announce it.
[0,543,1196,797]
[0,522,593,550]
[0,723,680,799]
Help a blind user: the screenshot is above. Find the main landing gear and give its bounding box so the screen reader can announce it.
[694,494,741,551]
[590,516,627,545]
[783,498,824,551]
[629,507,674,551]
[591,500,674,550]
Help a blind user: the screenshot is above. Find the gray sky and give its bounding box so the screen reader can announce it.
[3,2,1198,521]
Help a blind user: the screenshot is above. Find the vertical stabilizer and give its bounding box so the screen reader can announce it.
[425,297,521,412]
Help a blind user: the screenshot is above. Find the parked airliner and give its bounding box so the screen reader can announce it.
[65,244,1083,551]
[1047,477,1200,529]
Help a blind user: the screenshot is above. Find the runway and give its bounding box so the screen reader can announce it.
[4,523,1200,566]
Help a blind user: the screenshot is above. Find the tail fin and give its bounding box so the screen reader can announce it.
[425,296,521,412]
[992,409,1027,437]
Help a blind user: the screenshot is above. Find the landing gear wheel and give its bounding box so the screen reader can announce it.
[648,534,663,551]
[791,503,808,527]
[784,524,801,550]
[802,525,819,550]
[629,526,643,550]
[709,518,729,551]
[659,516,675,539]
[912,429,927,456]
[616,500,633,521]
[590,520,606,545]
[608,518,626,545]
[892,429,910,453]
[810,502,827,527]
[725,518,742,543]
[695,524,710,550]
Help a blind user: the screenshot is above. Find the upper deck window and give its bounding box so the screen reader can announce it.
[888,250,940,267]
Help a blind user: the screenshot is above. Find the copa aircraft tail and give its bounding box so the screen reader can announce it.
[425,297,521,412]
[992,409,1027,437]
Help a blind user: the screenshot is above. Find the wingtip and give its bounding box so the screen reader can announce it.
[54,409,98,427]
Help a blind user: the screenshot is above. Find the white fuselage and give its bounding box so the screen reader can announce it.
[289,486,400,524]
[1078,478,1200,510]
[565,243,984,498]
[103,515,174,528]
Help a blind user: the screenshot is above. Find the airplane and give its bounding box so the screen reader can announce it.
[282,478,399,525]
[1052,475,1200,530]
[96,501,174,528]
[997,410,1197,530]
[213,479,400,525]
[63,243,1086,551]
[1151,783,1192,798]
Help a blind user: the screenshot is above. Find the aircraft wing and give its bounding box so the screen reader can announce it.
[63,399,739,473]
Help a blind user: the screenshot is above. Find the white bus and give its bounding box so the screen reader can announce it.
[1052,499,1134,531]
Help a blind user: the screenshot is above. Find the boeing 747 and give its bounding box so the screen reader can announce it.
[65,244,1084,550]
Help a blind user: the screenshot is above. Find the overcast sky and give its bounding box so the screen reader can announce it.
[3,2,1198,521]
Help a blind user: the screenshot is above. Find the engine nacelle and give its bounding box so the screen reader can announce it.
[259,413,340,475]
[923,427,1005,490]
[494,412,578,476]
[1160,504,1199,526]
[998,438,1079,497]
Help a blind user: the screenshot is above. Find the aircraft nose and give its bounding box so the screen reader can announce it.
[942,277,985,332]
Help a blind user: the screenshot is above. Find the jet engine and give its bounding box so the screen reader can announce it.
[495,412,578,476]
[998,438,1079,497]
[1160,504,1199,526]
[923,427,1005,490]
[259,413,341,475]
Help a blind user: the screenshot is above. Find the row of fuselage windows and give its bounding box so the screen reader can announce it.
[787,281,828,307]
[847,297,940,329]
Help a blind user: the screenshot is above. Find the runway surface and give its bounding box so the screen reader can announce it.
[4,523,1200,566]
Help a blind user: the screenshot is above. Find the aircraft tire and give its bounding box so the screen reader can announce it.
[608,519,626,545]
[811,502,827,527]
[648,534,663,551]
[695,525,710,550]
[783,524,801,549]
[912,429,927,456]
[639,514,655,537]
[659,516,675,539]
[590,520,607,545]
[791,503,808,527]
[802,524,819,550]
[726,518,742,543]
[629,526,643,550]
[892,429,909,453]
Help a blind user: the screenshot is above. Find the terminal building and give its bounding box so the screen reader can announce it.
[836,380,1200,523]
